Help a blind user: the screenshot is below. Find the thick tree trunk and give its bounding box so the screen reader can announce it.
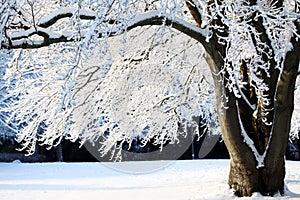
[205,45,298,196]
[186,0,300,196]
[212,75,293,196]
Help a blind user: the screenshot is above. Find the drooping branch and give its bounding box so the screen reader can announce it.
[2,9,210,50]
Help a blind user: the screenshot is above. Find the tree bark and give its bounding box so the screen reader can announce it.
[211,69,291,197]
[204,27,300,196]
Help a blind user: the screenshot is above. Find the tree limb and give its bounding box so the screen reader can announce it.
[185,0,202,28]
[2,10,210,50]
[38,8,96,28]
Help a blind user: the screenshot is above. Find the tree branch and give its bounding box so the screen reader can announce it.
[126,11,209,47]
[38,8,96,28]
[185,0,202,28]
[2,10,210,50]
[267,0,284,8]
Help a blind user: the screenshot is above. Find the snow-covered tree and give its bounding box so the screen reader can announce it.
[0,50,18,141]
[0,0,300,197]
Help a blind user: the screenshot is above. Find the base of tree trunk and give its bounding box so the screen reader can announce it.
[228,158,285,197]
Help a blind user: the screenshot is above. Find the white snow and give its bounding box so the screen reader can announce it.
[0,160,299,200]
[9,27,63,40]
[38,8,96,26]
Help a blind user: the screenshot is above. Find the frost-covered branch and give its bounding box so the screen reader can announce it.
[38,8,96,28]
[2,8,209,49]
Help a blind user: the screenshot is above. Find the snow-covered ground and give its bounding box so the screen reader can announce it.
[0,160,299,200]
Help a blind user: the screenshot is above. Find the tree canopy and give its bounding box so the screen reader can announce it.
[0,0,299,163]
[0,0,220,159]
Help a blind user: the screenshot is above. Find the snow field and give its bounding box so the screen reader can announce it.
[0,160,299,200]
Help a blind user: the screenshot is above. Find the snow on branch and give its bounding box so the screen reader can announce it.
[126,11,209,45]
[38,8,96,28]
[3,8,209,50]
[7,27,70,49]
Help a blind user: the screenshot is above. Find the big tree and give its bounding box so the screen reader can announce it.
[0,0,300,197]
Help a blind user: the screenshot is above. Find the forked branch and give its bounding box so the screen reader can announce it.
[2,9,209,50]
